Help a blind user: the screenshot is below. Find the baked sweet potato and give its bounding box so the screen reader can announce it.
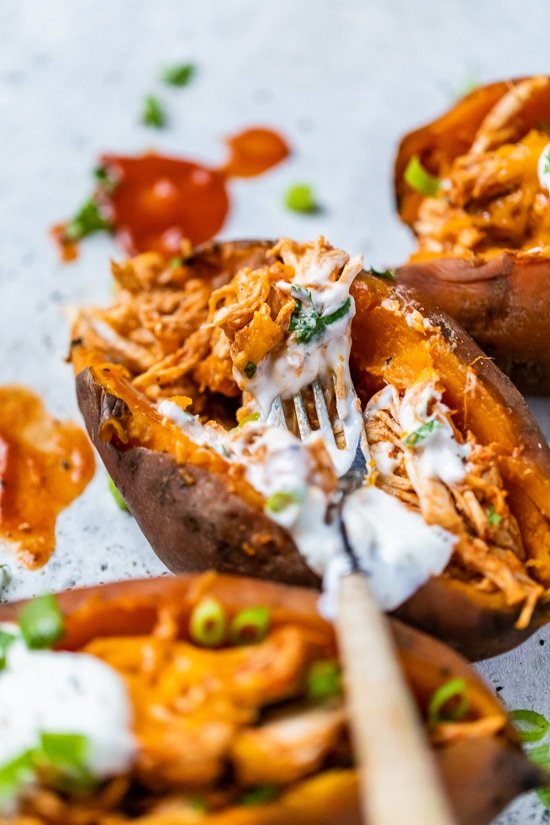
[0,573,545,825]
[394,76,550,393]
[71,238,550,660]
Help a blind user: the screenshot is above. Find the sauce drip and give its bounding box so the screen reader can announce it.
[55,126,290,260]
[0,387,95,568]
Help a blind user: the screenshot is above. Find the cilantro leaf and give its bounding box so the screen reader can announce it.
[403,419,443,447]
[65,198,112,242]
[367,267,396,281]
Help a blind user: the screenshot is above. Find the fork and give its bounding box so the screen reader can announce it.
[266,381,457,825]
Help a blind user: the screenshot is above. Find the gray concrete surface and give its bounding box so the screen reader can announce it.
[1,1,550,821]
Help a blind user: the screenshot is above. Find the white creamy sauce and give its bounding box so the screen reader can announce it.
[538,142,550,191]
[241,251,365,477]
[0,629,135,799]
[398,381,470,485]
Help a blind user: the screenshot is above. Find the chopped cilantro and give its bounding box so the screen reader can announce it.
[142,95,166,128]
[487,505,502,526]
[161,63,196,87]
[244,361,257,379]
[289,290,351,344]
[367,266,396,281]
[169,256,183,268]
[284,184,318,214]
[403,419,443,447]
[64,198,112,242]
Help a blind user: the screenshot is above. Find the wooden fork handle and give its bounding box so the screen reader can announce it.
[336,572,457,825]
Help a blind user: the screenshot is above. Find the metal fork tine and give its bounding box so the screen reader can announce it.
[293,392,312,440]
[267,396,288,429]
[312,379,337,447]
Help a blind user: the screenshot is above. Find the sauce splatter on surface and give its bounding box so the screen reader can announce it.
[0,387,95,568]
[54,126,290,260]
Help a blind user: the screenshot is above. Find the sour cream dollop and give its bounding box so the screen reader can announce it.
[0,630,135,796]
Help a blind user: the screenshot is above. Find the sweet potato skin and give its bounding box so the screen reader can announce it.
[394,77,550,393]
[0,574,545,825]
[77,366,318,589]
[74,240,550,660]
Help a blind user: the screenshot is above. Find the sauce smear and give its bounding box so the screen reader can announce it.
[54,127,290,260]
[0,387,95,568]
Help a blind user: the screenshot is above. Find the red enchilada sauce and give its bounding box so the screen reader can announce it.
[0,387,95,568]
[53,127,290,259]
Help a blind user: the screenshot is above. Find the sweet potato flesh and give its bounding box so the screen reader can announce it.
[396,76,550,264]
[71,239,550,629]
[4,575,525,825]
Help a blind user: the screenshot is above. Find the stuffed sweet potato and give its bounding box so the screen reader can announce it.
[0,573,545,824]
[71,237,550,659]
[395,75,550,392]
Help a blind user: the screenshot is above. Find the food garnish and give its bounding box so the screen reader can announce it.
[160,62,195,87]
[229,606,271,645]
[189,597,227,647]
[108,477,128,511]
[285,183,318,213]
[141,94,166,128]
[403,154,440,196]
[427,678,469,727]
[19,594,64,649]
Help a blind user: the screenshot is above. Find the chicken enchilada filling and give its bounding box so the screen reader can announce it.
[71,237,550,627]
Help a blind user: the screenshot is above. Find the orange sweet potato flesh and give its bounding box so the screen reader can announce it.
[73,240,550,660]
[394,77,550,392]
[0,574,545,825]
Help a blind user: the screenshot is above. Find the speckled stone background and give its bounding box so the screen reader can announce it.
[1,1,549,821]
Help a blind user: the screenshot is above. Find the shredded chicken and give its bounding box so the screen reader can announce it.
[365,373,543,627]
[411,77,550,261]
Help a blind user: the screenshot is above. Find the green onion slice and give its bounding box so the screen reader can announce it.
[19,594,64,650]
[0,629,16,671]
[486,505,502,526]
[284,184,318,214]
[229,606,271,646]
[529,743,550,768]
[142,95,166,128]
[265,491,302,514]
[240,784,279,806]
[404,155,440,197]
[510,709,550,743]
[161,63,196,87]
[108,477,129,512]
[428,677,469,727]
[307,660,342,703]
[189,598,227,647]
[238,412,260,429]
[0,750,35,809]
[244,361,257,379]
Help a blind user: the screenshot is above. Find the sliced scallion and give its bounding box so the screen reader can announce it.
[284,184,318,214]
[160,63,196,87]
[0,629,16,671]
[189,598,227,647]
[244,361,257,379]
[307,660,342,703]
[487,505,502,526]
[427,677,469,727]
[108,477,129,512]
[238,412,260,429]
[404,155,440,197]
[510,709,550,743]
[265,491,301,514]
[0,750,35,809]
[18,594,64,650]
[366,266,396,281]
[229,606,271,646]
